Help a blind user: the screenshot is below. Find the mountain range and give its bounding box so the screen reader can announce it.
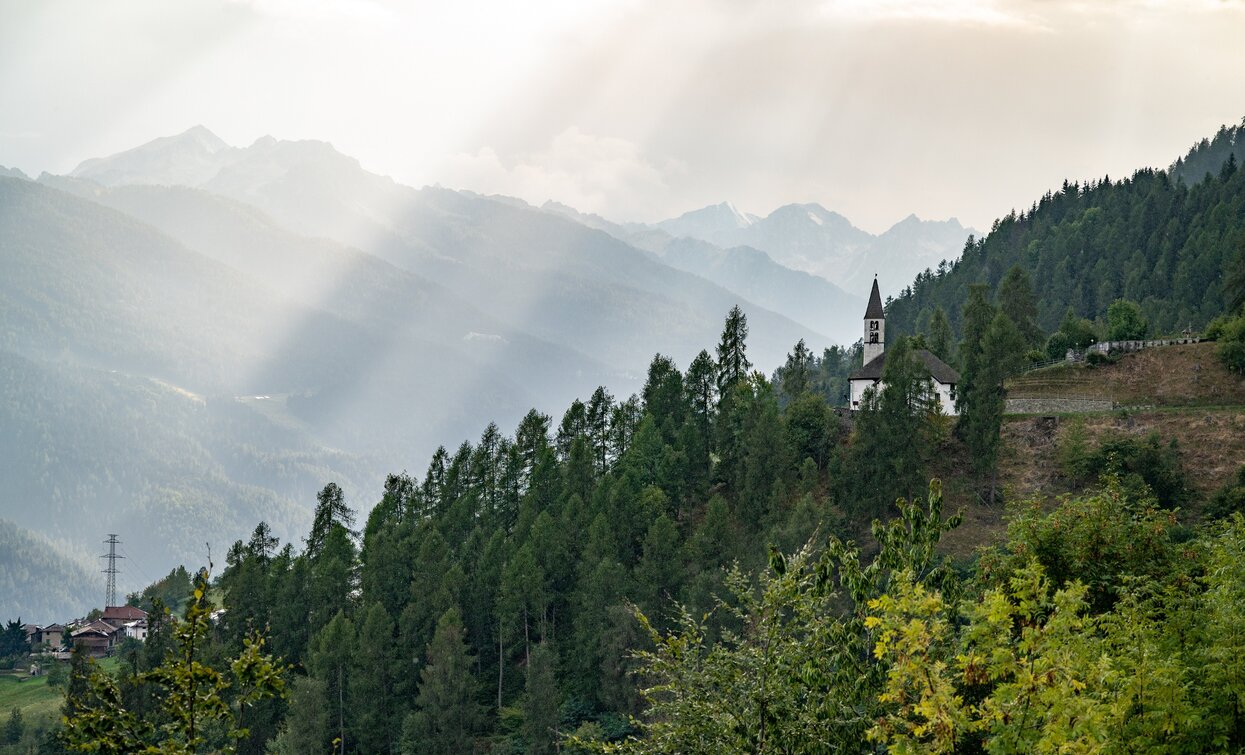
[0,126,971,619]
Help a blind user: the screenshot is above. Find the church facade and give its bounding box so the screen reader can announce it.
[847,278,961,415]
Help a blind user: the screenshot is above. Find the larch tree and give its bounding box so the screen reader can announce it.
[716,305,752,394]
[403,607,485,755]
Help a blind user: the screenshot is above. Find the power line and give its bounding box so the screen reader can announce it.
[101,534,124,608]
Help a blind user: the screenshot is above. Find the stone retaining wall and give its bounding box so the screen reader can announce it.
[1088,336,1201,355]
[1005,397,1114,414]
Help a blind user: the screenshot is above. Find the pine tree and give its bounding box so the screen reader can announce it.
[998,265,1045,347]
[926,305,955,364]
[308,611,355,754]
[267,676,329,755]
[350,602,398,755]
[306,482,355,558]
[779,339,813,402]
[967,312,1027,501]
[522,642,560,755]
[403,607,484,755]
[3,706,22,746]
[955,283,996,419]
[716,305,752,393]
[635,514,681,624]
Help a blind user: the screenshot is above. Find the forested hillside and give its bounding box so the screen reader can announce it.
[886,123,1245,339]
[36,300,1245,754]
[0,520,97,622]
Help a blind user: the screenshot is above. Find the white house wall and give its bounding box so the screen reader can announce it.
[849,378,958,416]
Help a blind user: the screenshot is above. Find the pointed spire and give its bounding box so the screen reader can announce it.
[864,276,884,319]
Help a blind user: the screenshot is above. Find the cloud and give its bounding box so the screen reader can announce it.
[817,0,1041,27]
[441,127,683,222]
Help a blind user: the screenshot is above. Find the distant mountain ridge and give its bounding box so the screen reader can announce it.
[573,197,974,300]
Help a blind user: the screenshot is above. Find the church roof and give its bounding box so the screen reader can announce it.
[864,278,885,320]
[849,349,960,384]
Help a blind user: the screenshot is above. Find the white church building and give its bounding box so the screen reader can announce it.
[848,278,961,415]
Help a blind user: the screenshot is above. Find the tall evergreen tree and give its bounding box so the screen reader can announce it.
[306,482,356,558]
[779,339,814,402]
[350,602,398,755]
[967,312,1028,502]
[522,642,560,755]
[403,607,485,755]
[926,305,955,364]
[716,305,752,393]
[997,264,1045,347]
[308,611,355,754]
[955,283,996,419]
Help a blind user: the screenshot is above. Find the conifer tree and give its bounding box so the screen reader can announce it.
[966,312,1027,502]
[926,305,955,364]
[522,642,560,755]
[308,611,355,754]
[403,607,484,755]
[350,602,398,755]
[716,305,752,393]
[998,264,1045,347]
[779,339,813,402]
[955,283,996,420]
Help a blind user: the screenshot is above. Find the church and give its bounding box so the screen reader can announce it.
[847,278,961,415]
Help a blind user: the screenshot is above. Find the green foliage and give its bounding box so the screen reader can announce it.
[868,511,1245,753]
[887,133,1245,343]
[1059,429,1190,507]
[60,569,285,754]
[925,305,955,364]
[2,707,22,746]
[838,338,941,519]
[1208,465,1245,519]
[403,607,485,755]
[522,643,560,755]
[978,481,1179,614]
[715,306,752,393]
[599,481,961,754]
[1210,311,1245,375]
[1107,297,1149,340]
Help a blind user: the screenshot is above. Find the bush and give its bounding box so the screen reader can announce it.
[1045,331,1072,360]
[1060,429,1189,506]
[1207,465,1245,519]
[1212,312,1245,375]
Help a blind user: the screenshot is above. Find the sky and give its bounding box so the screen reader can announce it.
[2,0,1244,233]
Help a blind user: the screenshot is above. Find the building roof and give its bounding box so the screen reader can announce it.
[72,620,117,638]
[102,605,147,622]
[849,349,960,384]
[864,277,885,320]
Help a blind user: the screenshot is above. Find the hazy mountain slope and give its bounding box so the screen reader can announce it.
[657,237,864,345]
[377,187,828,372]
[841,214,974,294]
[71,130,829,371]
[542,200,865,341]
[0,518,99,623]
[0,349,371,611]
[0,176,361,395]
[656,201,758,245]
[43,179,612,401]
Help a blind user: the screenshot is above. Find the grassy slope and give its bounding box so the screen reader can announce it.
[0,659,117,723]
[1005,342,1245,406]
[933,343,1245,558]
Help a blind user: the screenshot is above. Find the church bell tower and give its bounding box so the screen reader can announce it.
[862,277,885,365]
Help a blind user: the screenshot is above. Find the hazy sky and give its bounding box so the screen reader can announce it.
[2,0,1244,232]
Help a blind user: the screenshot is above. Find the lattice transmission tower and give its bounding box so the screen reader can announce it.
[101,534,123,607]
